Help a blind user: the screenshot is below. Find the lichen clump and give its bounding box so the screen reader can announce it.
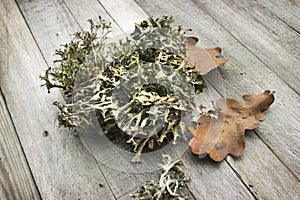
[131,154,190,199]
[41,16,205,162]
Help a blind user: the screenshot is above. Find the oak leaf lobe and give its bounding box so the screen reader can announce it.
[184,36,228,75]
[189,90,275,161]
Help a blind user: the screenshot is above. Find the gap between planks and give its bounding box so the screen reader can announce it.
[191,0,300,95]
[0,86,41,199]
[256,0,300,32]
[1,0,117,199]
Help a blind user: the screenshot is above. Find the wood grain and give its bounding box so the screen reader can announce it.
[223,0,300,56]
[0,0,115,199]
[172,146,255,199]
[135,0,300,198]
[0,88,41,200]
[63,0,123,35]
[256,0,300,32]
[15,0,80,66]
[226,133,300,200]
[98,0,147,32]
[192,0,300,94]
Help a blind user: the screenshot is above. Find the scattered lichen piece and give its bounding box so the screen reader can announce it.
[131,155,190,199]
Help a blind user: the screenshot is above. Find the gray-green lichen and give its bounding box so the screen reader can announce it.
[41,16,205,162]
[131,154,190,199]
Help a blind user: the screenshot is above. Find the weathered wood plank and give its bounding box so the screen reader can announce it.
[224,0,300,57]
[226,133,300,200]
[190,0,300,177]
[15,0,80,66]
[135,0,300,198]
[0,0,116,199]
[17,0,157,198]
[63,0,123,35]
[0,88,41,199]
[206,58,300,178]
[192,0,300,94]
[256,0,300,32]
[98,0,147,32]
[176,149,255,199]
[181,89,300,200]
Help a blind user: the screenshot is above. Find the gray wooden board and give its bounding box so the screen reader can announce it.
[16,0,158,198]
[226,133,300,200]
[207,60,300,178]
[98,0,148,33]
[181,153,254,200]
[191,0,300,178]
[256,0,300,32]
[135,0,300,198]
[223,0,300,57]
[191,0,300,95]
[0,0,116,199]
[0,87,41,200]
[63,0,123,35]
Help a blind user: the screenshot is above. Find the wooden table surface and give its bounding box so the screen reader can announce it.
[0,0,299,199]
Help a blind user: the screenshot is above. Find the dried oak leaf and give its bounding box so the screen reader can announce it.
[188,90,275,161]
[184,37,228,75]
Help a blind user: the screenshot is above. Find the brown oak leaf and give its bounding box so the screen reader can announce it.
[188,90,275,161]
[184,36,228,75]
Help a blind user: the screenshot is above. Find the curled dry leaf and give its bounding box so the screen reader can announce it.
[184,36,228,75]
[188,90,275,161]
